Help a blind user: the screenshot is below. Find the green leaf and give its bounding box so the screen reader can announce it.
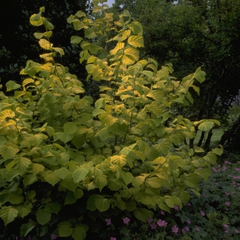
[56,132,73,143]
[212,145,223,156]
[45,202,61,214]
[20,222,35,237]
[36,209,51,225]
[194,67,206,83]
[121,171,134,185]
[184,173,201,188]
[58,221,72,237]
[178,191,190,204]
[204,152,217,165]
[16,204,32,219]
[6,80,21,91]
[165,196,182,208]
[195,168,211,180]
[95,196,110,212]
[94,168,107,191]
[32,163,45,174]
[17,157,32,175]
[71,134,85,149]
[72,165,90,183]
[142,70,153,78]
[23,174,38,186]
[198,120,215,132]
[0,206,18,225]
[0,144,19,161]
[147,177,165,188]
[8,192,24,204]
[54,167,69,179]
[134,208,153,222]
[34,31,53,39]
[128,35,144,48]
[130,21,143,35]
[71,36,83,44]
[194,146,205,153]
[74,188,84,199]
[85,28,97,38]
[92,109,106,117]
[75,10,86,18]
[42,171,60,186]
[95,98,106,109]
[87,194,110,212]
[63,122,78,135]
[43,18,54,30]
[53,47,65,56]
[120,143,137,155]
[72,225,88,240]
[64,191,77,205]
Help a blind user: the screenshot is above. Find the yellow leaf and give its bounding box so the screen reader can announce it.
[128,35,144,48]
[39,39,53,50]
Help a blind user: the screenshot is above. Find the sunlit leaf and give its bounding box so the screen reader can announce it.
[128,35,144,48]
[72,165,90,183]
[39,39,53,50]
[0,206,18,225]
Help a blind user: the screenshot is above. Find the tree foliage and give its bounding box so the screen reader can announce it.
[0,1,223,239]
[113,0,240,119]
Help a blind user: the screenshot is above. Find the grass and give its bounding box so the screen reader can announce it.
[98,151,240,240]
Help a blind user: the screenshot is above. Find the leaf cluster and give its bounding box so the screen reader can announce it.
[0,1,223,239]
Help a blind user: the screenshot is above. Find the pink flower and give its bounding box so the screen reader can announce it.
[161,210,165,215]
[174,205,179,210]
[172,225,179,234]
[105,218,111,225]
[123,217,130,224]
[225,192,230,196]
[235,229,240,233]
[195,227,200,231]
[222,166,227,171]
[186,219,191,224]
[225,202,230,206]
[182,226,189,234]
[235,168,240,171]
[148,218,153,223]
[51,235,58,240]
[225,160,232,165]
[212,167,218,172]
[110,237,116,240]
[223,224,229,228]
[150,223,157,230]
[157,219,168,227]
[200,211,205,216]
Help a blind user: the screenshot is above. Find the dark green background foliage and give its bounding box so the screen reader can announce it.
[0,0,90,91]
[113,0,240,120]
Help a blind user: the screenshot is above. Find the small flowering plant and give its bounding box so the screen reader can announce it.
[98,156,240,240]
